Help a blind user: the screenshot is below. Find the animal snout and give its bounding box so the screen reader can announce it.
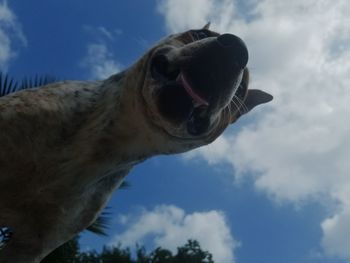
[178,33,249,109]
[216,34,248,68]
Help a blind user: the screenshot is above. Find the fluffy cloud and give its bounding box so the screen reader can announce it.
[82,43,121,79]
[322,207,350,260]
[0,0,26,71]
[81,26,122,79]
[158,0,350,261]
[157,0,217,32]
[112,205,238,263]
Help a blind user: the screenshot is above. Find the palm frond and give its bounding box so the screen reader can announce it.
[0,72,56,97]
[86,209,111,236]
[119,180,130,189]
[0,74,16,96]
[85,180,130,236]
[21,74,56,91]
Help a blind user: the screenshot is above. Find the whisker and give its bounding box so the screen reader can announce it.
[230,99,244,116]
[239,97,249,114]
[227,101,233,117]
[233,95,249,114]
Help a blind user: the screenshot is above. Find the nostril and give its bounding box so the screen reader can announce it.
[217,34,249,68]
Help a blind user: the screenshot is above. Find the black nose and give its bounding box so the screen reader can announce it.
[217,34,249,68]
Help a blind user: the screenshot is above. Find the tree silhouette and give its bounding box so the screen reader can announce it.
[42,239,214,263]
[174,240,213,263]
[40,237,80,263]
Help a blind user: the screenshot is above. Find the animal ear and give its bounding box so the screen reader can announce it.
[244,89,273,112]
[230,89,272,123]
[202,22,211,30]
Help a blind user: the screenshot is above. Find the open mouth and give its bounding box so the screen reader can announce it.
[151,54,212,135]
[177,72,209,107]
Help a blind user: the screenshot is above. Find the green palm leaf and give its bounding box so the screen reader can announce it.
[0,72,56,97]
[86,209,111,236]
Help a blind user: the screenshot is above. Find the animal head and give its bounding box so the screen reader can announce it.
[123,25,272,153]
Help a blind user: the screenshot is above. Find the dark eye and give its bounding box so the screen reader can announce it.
[191,30,210,40]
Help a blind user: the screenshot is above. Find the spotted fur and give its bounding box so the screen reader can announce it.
[0,28,271,262]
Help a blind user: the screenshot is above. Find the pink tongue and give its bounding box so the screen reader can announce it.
[177,72,209,107]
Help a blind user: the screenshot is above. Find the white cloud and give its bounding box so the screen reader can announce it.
[81,26,122,79]
[83,25,123,41]
[157,0,217,32]
[112,205,238,263]
[322,207,350,260]
[0,0,26,71]
[158,0,350,261]
[82,43,121,80]
[185,135,233,166]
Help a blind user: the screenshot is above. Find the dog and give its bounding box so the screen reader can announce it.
[0,25,272,262]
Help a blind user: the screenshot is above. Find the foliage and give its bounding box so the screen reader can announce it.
[40,237,80,263]
[42,239,214,263]
[174,240,213,263]
[85,210,110,237]
[0,72,56,97]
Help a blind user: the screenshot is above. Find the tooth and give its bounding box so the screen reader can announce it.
[193,100,203,108]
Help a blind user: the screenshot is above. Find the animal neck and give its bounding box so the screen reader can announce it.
[76,70,158,169]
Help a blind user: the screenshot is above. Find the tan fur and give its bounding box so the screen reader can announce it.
[0,29,270,262]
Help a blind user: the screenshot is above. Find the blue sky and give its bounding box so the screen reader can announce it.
[1,1,350,263]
